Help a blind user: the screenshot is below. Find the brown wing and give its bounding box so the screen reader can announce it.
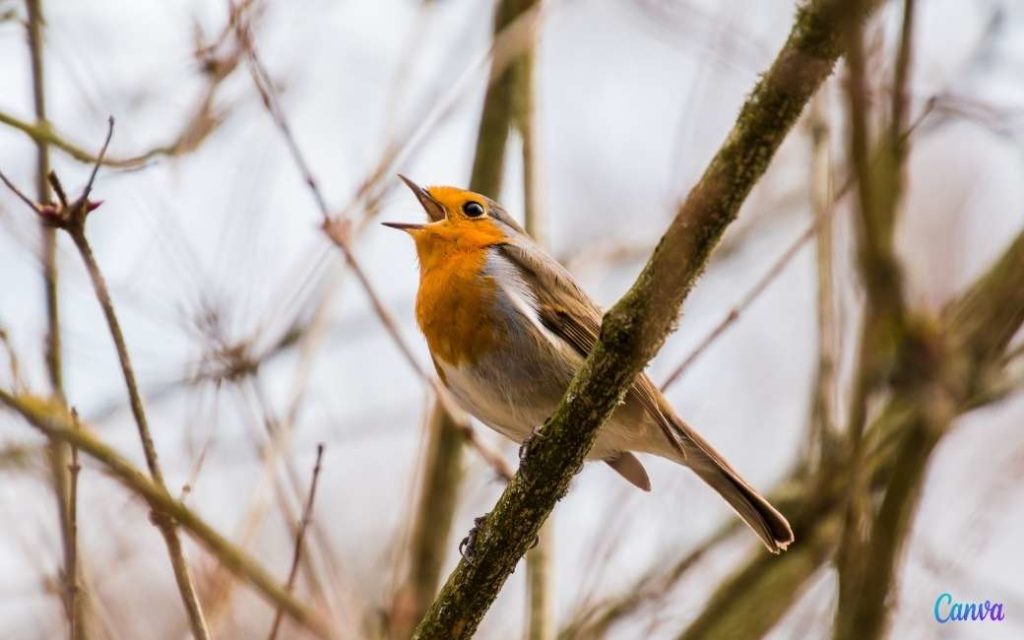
[496,240,794,552]
[495,241,685,458]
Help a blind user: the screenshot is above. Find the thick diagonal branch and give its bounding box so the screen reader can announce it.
[412,1,880,637]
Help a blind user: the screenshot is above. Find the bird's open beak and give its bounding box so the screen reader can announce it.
[381,221,424,232]
[398,174,445,222]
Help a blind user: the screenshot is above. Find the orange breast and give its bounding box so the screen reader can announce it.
[415,248,502,366]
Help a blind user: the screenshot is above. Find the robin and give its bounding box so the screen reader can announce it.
[384,176,793,553]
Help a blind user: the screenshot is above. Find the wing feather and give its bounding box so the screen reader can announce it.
[495,241,685,457]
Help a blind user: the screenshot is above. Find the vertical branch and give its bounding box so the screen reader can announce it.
[468,0,536,197]
[889,0,915,160]
[514,9,544,247]
[512,8,554,638]
[23,1,81,635]
[834,13,889,628]
[839,382,950,640]
[25,0,60,395]
[395,1,538,635]
[393,405,472,637]
[524,525,554,640]
[834,2,922,638]
[806,94,838,471]
[267,444,325,640]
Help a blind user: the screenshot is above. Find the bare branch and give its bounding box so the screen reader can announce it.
[0,126,211,639]
[267,443,326,640]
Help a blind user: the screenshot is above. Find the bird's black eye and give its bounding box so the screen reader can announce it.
[462,201,485,218]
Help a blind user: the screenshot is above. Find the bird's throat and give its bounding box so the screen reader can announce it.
[415,247,501,366]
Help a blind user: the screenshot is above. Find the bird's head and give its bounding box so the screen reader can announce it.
[383,176,525,270]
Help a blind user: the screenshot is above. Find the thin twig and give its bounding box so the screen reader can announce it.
[659,220,820,392]
[0,21,240,173]
[330,2,544,223]
[0,172,42,212]
[659,100,936,394]
[74,224,211,639]
[559,520,739,639]
[248,378,339,621]
[267,444,325,640]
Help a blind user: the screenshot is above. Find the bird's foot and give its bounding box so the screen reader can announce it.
[518,426,545,463]
[459,514,489,564]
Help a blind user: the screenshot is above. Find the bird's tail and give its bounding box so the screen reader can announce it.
[668,414,794,554]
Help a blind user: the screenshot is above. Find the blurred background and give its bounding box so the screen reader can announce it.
[1,0,1022,638]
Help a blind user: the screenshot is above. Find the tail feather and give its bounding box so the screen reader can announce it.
[691,458,794,554]
[669,415,794,554]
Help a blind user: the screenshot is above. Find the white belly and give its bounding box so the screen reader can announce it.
[436,357,544,444]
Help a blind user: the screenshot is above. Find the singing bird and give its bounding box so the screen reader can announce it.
[384,176,793,553]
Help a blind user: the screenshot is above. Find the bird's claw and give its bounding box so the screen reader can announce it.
[459,515,489,563]
[518,426,545,462]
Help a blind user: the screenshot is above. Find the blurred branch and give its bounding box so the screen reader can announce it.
[1,121,211,639]
[659,213,823,392]
[267,443,325,640]
[806,94,839,470]
[332,2,542,223]
[508,2,554,638]
[0,27,239,171]
[239,376,338,619]
[0,98,229,171]
[392,405,474,638]
[198,372,342,636]
[679,515,841,640]
[559,521,739,639]
[19,1,81,635]
[834,3,915,636]
[0,390,335,639]
[659,98,935,395]
[0,326,25,388]
[413,1,882,637]
[673,229,1024,639]
[470,0,537,198]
